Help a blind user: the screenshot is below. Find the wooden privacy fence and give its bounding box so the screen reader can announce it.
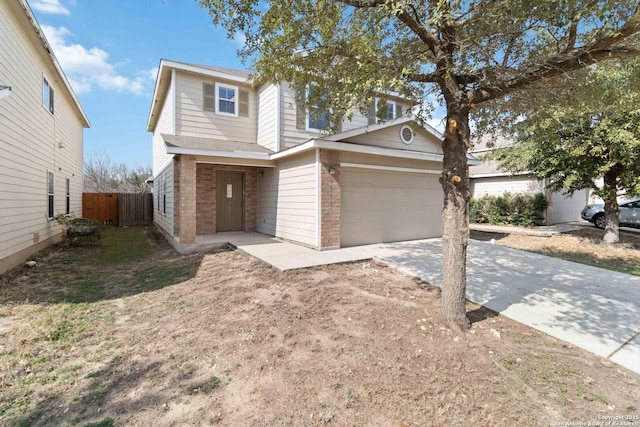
[83,193,153,226]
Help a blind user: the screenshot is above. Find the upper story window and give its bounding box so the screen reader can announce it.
[215,82,238,117]
[382,99,396,120]
[369,98,399,124]
[307,85,330,131]
[43,77,54,114]
[204,82,249,117]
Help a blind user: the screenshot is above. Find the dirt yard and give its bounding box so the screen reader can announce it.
[1,227,639,426]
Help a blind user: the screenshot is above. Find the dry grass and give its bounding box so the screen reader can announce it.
[1,226,638,426]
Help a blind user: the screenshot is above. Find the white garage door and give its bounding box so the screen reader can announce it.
[340,167,443,247]
[551,189,589,223]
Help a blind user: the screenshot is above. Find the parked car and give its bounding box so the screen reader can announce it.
[581,200,640,229]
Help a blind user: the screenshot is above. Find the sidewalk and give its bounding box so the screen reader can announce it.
[470,221,640,236]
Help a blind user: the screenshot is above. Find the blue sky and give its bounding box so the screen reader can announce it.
[28,0,247,168]
[29,0,445,168]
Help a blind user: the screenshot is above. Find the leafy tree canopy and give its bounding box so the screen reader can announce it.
[482,59,640,243]
[483,59,640,199]
[200,0,640,121]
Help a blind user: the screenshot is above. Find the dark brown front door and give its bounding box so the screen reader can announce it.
[216,171,244,232]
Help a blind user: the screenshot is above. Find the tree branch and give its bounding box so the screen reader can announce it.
[338,0,439,56]
[394,7,440,56]
[470,47,640,104]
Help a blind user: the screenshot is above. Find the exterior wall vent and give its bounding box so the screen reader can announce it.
[400,125,414,145]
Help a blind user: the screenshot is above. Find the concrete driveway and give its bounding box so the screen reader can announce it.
[374,238,640,375]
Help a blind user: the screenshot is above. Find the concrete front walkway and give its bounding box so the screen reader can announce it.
[222,233,640,376]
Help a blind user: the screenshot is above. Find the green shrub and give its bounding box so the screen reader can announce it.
[53,214,102,245]
[469,192,548,226]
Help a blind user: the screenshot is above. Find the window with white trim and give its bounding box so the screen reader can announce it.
[162,177,167,215]
[43,77,54,114]
[215,82,238,117]
[47,171,54,218]
[307,84,330,131]
[65,177,70,214]
[381,99,396,120]
[369,98,397,124]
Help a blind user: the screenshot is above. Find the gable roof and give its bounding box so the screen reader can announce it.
[323,116,443,142]
[147,59,251,132]
[8,0,90,127]
[323,116,481,165]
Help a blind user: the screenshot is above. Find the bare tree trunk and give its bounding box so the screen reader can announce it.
[602,170,620,244]
[440,106,472,331]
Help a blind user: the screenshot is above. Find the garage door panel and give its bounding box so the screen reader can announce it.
[341,169,442,247]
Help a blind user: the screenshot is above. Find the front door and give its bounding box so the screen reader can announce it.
[216,171,244,232]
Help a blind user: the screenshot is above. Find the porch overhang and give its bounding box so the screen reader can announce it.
[162,133,274,167]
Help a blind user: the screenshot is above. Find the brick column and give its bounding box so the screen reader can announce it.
[196,164,215,235]
[244,168,257,231]
[178,155,197,245]
[319,149,341,249]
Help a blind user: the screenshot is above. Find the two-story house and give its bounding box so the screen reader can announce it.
[0,0,90,273]
[147,59,470,252]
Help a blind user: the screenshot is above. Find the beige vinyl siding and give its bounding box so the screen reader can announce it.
[470,176,542,197]
[340,152,441,171]
[344,125,442,154]
[257,151,317,247]
[175,71,256,143]
[0,0,85,272]
[153,163,174,236]
[340,101,410,132]
[280,82,323,148]
[152,75,175,176]
[340,110,369,132]
[257,83,278,151]
[469,158,505,176]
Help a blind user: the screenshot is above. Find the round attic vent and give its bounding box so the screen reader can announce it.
[400,125,414,144]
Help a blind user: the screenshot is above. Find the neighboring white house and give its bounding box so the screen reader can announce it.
[0,0,90,273]
[469,136,589,224]
[147,59,478,252]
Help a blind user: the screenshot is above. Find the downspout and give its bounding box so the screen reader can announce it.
[316,148,321,248]
[275,83,281,152]
[171,69,176,133]
[170,68,176,237]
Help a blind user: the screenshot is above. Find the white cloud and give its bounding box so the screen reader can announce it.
[30,0,70,15]
[41,25,152,96]
[232,31,247,48]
